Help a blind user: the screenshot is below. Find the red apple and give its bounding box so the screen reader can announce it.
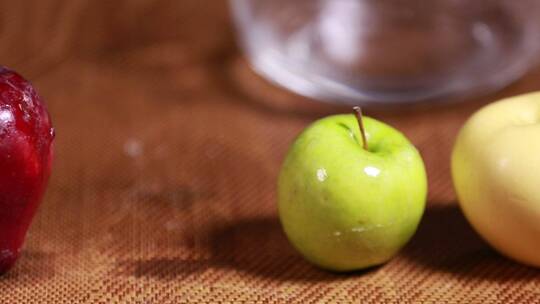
[0,66,54,273]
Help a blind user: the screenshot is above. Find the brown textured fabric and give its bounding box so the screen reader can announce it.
[0,1,539,303]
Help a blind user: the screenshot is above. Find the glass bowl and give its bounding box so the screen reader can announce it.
[231,0,540,105]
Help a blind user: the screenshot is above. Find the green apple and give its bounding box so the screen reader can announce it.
[452,92,540,268]
[278,109,427,271]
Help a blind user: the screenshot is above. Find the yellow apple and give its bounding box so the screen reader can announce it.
[452,92,540,267]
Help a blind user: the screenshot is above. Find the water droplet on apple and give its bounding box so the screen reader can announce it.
[363,166,380,177]
[316,168,328,182]
[0,109,14,124]
[352,226,367,233]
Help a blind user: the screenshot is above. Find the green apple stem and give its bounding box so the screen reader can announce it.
[353,106,369,151]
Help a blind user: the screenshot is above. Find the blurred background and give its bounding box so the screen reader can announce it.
[0,1,539,303]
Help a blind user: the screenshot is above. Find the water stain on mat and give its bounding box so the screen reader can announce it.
[115,217,347,283]
[0,250,55,282]
[132,185,215,212]
[116,258,209,280]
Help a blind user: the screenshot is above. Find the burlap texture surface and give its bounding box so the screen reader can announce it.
[0,1,538,303]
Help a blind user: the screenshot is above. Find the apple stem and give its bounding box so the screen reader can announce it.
[353,106,369,151]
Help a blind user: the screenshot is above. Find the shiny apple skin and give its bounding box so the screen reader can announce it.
[0,67,54,273]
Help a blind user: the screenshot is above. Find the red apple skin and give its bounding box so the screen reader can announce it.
[0,66,54,273]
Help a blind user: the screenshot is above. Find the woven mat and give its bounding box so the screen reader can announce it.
[0,1,539,303]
